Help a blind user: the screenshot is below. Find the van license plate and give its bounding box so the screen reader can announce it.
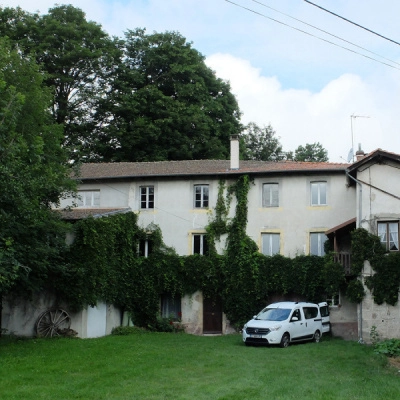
[250,334,262,338]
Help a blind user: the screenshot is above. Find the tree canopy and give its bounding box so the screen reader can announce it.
[0,7,242,162]
[0,5,123,162]
[0,38,75,295]
[241,122,284,161]
[94,29,242,162]
[0,5,329,165]
[294,142,329,162]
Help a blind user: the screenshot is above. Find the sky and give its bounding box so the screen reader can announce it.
[2,0,400,162]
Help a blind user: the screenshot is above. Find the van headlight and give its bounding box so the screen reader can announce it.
[270,324,282,331]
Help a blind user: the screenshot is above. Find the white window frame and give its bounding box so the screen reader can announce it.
[378,221,399,251]
[161,294,182,320]
[311,181,327,206]
[327,293,340,307]
[263,183,279,207]
[194,185,209,208]
[193,233,209,255]
[140,186,154,209]
[261,233,280,256]
[310,232,327,256]
[139,239,153,257]
[77,190,100,207]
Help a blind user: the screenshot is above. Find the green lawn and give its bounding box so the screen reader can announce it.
[0,333,399,400]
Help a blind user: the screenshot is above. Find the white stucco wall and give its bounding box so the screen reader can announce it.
[61,172,355,258]
[1,294,121,339]
[247,174,355,257]
[357,161,400,233]
[359,261,400,343]
[57,169,358,336]
[351,161,400,342]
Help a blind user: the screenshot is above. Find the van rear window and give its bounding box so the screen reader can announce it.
[320,306,329,317]
[303,307,318,319]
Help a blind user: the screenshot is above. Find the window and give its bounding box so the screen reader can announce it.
[310,233,327,256]
[263,183,279,207]
[77,190,100,207]
[303,307,318,319]
[378,221,399,251]
[193,234,209,255]
[139,239,153,257]
[327,293,340,307]
[161,294,181,320]
[140,186,154,209]
[320,304,330,317]
[291,309,302,321]
[262,233,280,256]
[311,182,327,206]
[194,185,209,208]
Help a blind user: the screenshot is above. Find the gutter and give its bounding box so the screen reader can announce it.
[346,170,364,344]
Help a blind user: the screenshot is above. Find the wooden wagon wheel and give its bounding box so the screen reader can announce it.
[36,309,71,338]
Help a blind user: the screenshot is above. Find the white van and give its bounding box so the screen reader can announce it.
[242,301,324,347]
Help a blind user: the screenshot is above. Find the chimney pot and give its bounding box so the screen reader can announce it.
[230,135,239,170]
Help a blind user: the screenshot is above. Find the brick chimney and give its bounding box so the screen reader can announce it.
[230,135,239,170]
[355,144,366,161]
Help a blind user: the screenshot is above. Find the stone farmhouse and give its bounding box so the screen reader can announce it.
[3,138,400,342]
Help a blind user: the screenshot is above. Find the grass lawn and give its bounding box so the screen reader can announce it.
[0,332,399,400]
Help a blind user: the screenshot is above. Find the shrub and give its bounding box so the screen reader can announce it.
[147,316,185,333]
[374,339,400,357]
[111,326,148,336]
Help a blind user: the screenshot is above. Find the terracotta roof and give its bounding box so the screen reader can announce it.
[347,148,400,174]
[75,160,350,180]
[325,217,357,236]
[56,207,131,220]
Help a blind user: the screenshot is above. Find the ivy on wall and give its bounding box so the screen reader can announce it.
[57,175,349,329]
[351,228,400,306]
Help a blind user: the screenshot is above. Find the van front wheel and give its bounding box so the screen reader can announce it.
[280,333,290,348]
[313,330,321,343]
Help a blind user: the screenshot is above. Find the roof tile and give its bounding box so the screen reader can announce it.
[75,160,349,180]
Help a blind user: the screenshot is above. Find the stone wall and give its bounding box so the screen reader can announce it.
[360,262,400,343]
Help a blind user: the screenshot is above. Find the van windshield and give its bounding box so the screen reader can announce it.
[256,308,291,321]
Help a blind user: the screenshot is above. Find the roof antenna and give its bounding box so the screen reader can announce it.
[349,114,370,162]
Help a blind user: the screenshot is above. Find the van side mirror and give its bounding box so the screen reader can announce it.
[291,316,299,322]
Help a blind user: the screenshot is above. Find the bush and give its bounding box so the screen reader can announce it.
[111,326,148,336]
[374,339,400,357]
[147,316,185,333]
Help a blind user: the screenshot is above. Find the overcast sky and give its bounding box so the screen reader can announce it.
[2,0,400,162]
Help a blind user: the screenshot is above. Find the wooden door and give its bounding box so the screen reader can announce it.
[203,296,222,334]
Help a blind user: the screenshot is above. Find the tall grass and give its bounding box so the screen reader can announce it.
[0,333,399,399]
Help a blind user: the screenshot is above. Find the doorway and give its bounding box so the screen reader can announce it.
[203,296,222,334]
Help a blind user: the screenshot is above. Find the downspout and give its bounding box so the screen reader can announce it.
[346,170,364,344]
[346,171,362,229]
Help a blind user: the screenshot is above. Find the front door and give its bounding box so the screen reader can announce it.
[203,296,222,334]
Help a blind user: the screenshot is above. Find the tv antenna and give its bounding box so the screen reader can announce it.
[350,114,370,162]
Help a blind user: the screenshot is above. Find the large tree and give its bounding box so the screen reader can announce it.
[241,122,284,161]
[0,8,242,163]
[94,29,242,162]
[0,38,75,296]
[294,142,329,162]
[0,5,122,162]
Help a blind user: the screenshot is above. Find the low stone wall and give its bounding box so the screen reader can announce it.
[331,322,358,341]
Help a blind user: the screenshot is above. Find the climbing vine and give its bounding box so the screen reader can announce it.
[53,175,351,330]
[349,228,400,305]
